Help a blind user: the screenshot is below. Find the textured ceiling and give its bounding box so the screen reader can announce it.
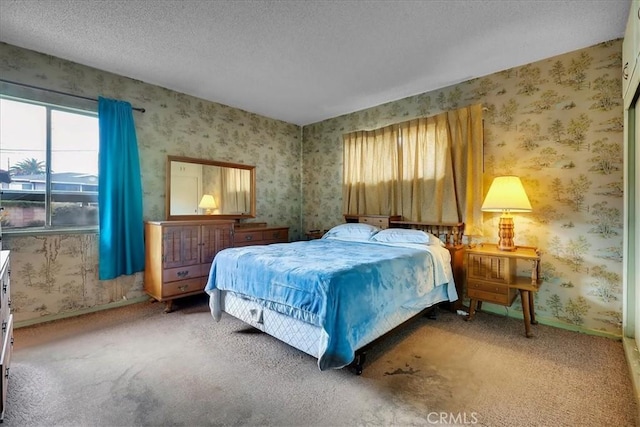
[0,0,630,126]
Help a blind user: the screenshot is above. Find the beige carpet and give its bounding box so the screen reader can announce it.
[6,295,638,426]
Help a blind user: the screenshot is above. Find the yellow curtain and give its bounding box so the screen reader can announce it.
[342,104,483,235]
[342,125,400,215]
[220,167,251,214]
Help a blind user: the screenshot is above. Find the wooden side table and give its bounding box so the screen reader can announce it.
[464,243,542,337]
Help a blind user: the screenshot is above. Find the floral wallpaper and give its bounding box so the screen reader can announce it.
[0,39,625,336]
[303,40,624,336]
[0,42,301,325]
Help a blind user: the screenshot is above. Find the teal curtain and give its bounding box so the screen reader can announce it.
[98,97,144,280]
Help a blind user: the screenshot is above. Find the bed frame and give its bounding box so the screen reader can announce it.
[211,221,466,374]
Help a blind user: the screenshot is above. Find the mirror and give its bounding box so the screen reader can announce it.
[166,155,256,220]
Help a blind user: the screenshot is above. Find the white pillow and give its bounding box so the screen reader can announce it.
[322,223,380,240]
[370,228,445,247]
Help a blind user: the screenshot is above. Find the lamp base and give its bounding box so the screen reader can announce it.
[497,213,516,251]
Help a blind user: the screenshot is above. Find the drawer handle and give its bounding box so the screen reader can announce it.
[623,62,629,80]
[176,270,189,278]
[245,235,253,241]
[7,299,10,308]
[178,285,189,292]
[4,367,8,379]
[1,321,5,333]
[2,283,5,293]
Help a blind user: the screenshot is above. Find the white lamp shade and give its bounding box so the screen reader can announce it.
[198,194,218,209]
[481,176,532,212]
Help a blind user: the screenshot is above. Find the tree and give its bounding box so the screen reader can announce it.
[548,60,566,85]
[564,296,590,325]
[564,235,591,272]
[517,64,543,95]
[9,158,45,176]
[546,294,563,318]
[550,178,564,202]
[567,114,592,151]
[566,174,592,212]
[567,52,593,90]
[548,119,565,143]
[588,265,621,302]
[588,138,622,175]
[589,201,621,238]
[590,74,621,111]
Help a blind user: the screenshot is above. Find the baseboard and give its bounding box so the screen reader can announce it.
[14,295,150,329]
[623,337,640,424]
[472,302,622,340]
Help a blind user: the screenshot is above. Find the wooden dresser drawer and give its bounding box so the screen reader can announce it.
[162,278,204,298]
[467,280,508,295]
[261,228,288,243]
[234,230,263,245]
[162,264,202,283]
[468,287,518,305]
[233,227,289,246]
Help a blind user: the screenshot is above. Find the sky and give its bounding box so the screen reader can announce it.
[0,98,98,175]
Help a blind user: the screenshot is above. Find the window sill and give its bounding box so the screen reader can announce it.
[2,227,98,237]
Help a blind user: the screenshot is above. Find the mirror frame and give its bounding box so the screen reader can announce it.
[166,155,256,221]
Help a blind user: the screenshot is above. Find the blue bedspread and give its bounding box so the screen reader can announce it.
[205,238,454,370]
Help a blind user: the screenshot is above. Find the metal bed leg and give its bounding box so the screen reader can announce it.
[424,306,438,320]
[349,352,367,375]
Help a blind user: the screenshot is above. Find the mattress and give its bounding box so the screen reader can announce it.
[205,238,456,370]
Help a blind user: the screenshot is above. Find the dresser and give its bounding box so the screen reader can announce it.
[144,220,234,312]
[0,250,12,421]
[465,243,542,337]
[233,224,289,247]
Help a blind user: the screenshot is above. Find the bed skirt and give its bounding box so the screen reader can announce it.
[208,282,451,368]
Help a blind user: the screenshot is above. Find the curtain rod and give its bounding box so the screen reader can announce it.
[0,78,146,113]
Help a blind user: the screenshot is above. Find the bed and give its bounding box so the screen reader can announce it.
[205,222,463,373]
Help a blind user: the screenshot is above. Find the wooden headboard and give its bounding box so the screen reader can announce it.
[343,214,464,246]
[389,220,465,247]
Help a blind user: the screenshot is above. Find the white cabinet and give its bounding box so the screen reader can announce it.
[622,0,640,102]
[0,251,12,421]
[622,0,640,359]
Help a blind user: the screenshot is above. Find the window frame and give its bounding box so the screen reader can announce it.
[0,94,99,234]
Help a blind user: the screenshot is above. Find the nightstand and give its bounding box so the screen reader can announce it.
[465,243,542,337]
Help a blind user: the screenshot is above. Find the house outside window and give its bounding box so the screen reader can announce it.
[0,96,99,230]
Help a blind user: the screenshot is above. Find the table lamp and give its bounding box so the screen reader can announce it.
[198,194,218,215]
[481,176,532,251]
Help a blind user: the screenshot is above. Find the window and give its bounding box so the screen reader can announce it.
[0,96,99,230]
[342,104,484,234]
